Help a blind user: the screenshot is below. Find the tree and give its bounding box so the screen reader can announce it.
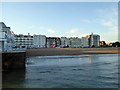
[112,42,120,47]
[112,43,116,47]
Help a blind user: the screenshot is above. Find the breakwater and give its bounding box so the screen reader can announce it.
[2,51,26,71]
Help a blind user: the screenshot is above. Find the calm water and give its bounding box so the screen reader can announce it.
[3,54,119,88]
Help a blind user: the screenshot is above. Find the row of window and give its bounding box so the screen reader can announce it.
[15,44,33,45]
[15,39,33,40]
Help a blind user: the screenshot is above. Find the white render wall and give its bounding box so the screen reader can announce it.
[0,31,5,39]
[0,32,6,51]
[33,35,46,48]
[0,22,14,51]
[81,37,89,47]
[70,38,81,48]
[14,34,33,49]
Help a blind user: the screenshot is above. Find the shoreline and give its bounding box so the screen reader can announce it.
[26,47,120,57]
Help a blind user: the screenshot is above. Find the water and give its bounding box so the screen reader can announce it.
[3,54,119,88]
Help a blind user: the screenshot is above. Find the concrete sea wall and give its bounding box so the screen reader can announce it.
[2,51,26,71]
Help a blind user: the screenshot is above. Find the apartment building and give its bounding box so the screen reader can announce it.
[70,37,81,48]
[55,37,61,47]
[0,22,14,51]
[81,37,89,47]
[60,37,70,48]
[46,37,61,48]
[14,33,33,49]
[33,34,46,48]
[46,37,56,48]
[0,30,6,51]
[86,33,100,47]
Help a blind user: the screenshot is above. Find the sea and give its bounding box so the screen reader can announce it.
[3,54,119,88]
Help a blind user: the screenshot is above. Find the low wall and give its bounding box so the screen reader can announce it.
[2,51,26,71]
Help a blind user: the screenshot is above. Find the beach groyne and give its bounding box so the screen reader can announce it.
[2,51,26,71]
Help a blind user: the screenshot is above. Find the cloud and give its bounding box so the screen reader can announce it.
[48,29,55,33]
[109,26,118,31]
[101,30,118,43]
[101,20,113,27]
[67,29,78,34]
[96,7,118,42]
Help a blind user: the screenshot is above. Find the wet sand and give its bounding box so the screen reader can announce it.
[26,47,120,57]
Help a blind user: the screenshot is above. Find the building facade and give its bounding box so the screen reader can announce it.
[55,37,61,47]
[0,30,6,51]
[0,22,14,51]
[46,37,55,48]
[81,37,89,47]
[60,37,70,48]
[14,34,33,49]
[86,33,100,47]
[70,37,81,48]
[33,34,46,48]
[46,37,61,48]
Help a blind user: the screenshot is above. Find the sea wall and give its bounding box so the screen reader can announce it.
[2,51,26,71]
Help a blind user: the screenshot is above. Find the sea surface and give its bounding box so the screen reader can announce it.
[3,54,119,88]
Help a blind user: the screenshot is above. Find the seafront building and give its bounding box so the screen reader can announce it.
[46,37,56,48]
[0,22,14,51]
[55,37,61,47]
[60,37,70,48]
[86,33,100,47]
[14,33,33,49]
[33,34,46,48]
[0,29,6,51]
[81,37,89,47]
[70,37,81,48]
[0,22,102,50]
[46,37,61,48]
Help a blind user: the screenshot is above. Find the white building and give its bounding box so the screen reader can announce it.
[0,31,7,51]
[86,33,100,47]
[14,33,33,49]
[81,37,89,47]
[60,37,70,48]
[0,22,14,51]
[70,37,81,48]
[33,34,46,48]
[92,34,100,47]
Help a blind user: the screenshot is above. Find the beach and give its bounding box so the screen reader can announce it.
[26,47,120,56]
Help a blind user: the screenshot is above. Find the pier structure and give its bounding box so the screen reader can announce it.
[2,51,26,71]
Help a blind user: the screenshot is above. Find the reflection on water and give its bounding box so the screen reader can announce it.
[3,54,119,88]
[3,71,25,88]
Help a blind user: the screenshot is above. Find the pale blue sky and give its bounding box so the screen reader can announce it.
[2,2,118,43]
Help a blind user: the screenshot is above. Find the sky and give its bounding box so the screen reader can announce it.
[2,2,118,43]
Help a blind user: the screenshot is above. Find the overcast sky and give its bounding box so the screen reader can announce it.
[2,2,118,43]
